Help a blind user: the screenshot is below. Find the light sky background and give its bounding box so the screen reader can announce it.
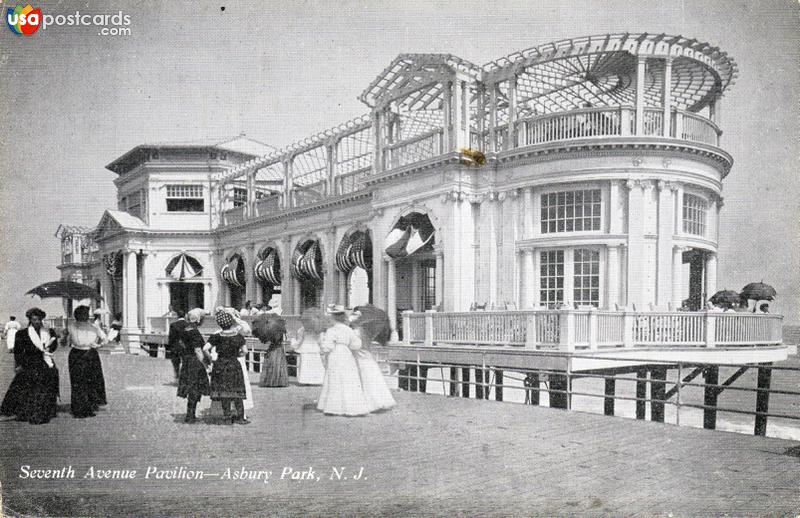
[0,0,797,323]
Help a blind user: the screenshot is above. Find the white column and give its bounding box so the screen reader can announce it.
[483,196,498,304]
[387,257,398,341]
[434,246,444,308]
[204,282,214,313]
[607,245,620,309]
[246,169,255,218]
[704,252,717,303]
[522,249,534,309]
[507,75,518,149]
[411,261,420,312]
[626,180,646,309]
[662,57,672,137]
[523,187,534,239]
[123,250,139,332]
[532,249,541,307]
[280,238,294,315]
[443,81,453,151]
[672,245,685,309]
[635,56,647,135]
[372,110,383,173]
[564,248,574,308]
[244,243,256,305]
[489,84,498,153]
[656,181,674,306]
[608,180,622,234]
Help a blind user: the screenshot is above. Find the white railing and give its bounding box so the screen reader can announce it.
[642,108,664,136]
[678,110,720,146]
[519,107,628,145]
[254,193,281,216]
[401,309,783,351]
[146,314,302,336]
[383,129,444,170]
[336,167,370,195]
[221,205,245,225]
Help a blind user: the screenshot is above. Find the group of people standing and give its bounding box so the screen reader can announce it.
[1,306,107,424]
[169,304,396,423]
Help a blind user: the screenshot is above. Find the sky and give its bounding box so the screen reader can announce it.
[0,0,797,323]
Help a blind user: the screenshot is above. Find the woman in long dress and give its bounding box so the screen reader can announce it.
[288,309,325,386]
[253,314,289,387]
[67,305,108,418]
[207,310,250,424]
[349,313,396,413]
[316,306,370,416]
[0,307,59,424]
[177,308,210,423]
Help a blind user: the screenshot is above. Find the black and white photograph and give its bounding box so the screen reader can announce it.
[1,1,798,516]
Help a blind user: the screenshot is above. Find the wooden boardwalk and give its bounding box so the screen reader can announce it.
[1,350,799,517]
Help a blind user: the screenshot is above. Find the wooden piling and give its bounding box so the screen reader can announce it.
[495,369,503,401]
[650,366,667,423]
[754,364,772,437]
[549,373,569,409]
[461,367,471,398]
[703,366,719,430]
[604,376,616,416]
[636,368,648,420]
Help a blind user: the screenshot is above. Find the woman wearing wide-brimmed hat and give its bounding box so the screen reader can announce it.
[0,307,59,424]
[316,305,370,416]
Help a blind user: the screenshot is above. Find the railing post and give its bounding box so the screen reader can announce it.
[525,312,537,349]
[674,110,684,139]
[704,311,716,348]
[620,106,633,136]
[623,310,635,348]
[424,310,435,347]
[402,310,412,346]
[559,309,575,352]
[588,307,598,351]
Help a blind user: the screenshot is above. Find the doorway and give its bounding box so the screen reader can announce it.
[169,282,204,314]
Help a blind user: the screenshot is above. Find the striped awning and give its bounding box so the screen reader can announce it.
[337,230,372,273]
[166,253,202,281]
[221,255,245,287]
[255,248,281,286]
[292,240,323,282]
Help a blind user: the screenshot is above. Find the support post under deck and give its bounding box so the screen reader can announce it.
[495,369,503,401]
[703,366,720,430]
[636,368,648,420]
[461,367,471,398]
[650,366,667,423]
[549,373,569,409]
[525,372,540,406]
[755,364,772,437]
[604,376,616,416]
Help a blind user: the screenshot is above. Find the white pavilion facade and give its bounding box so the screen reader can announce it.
[56,34,783,357]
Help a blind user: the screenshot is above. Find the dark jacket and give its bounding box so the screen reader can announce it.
[167,318,189,355]
[14,326,58,370]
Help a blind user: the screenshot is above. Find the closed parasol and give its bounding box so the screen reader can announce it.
[27,281,101,301]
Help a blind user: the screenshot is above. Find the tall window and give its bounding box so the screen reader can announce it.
[541,189,601,233]
[682,193,707,236]
[573,249,600,307]
[233,188,247,208]
[422,260,436,310]
[166,185,204,212]
[539,250,564,308]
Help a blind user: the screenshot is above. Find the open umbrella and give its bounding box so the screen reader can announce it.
[740,282,777,312]
[27,281,101,301]
[709,289,740,309]
[351,304,391,345]
[251,313,286,345]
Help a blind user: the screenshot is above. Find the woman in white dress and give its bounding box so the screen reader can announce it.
[316,306,370,416]
[350,311,395,412]
[289,309,326,385]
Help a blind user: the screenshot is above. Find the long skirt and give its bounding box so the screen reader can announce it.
[354,350,395,412]
[316,345,370,416]
[1,366,59,424]
[259,344,288,387]
[177,355,210,400]
[295,341,325,386]
[237,357,254,410]
[69,348,106,417]
[209,358,245,400]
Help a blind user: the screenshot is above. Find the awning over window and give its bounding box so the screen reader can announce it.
[221,255,245,287]
[384,212,435,259]
[255,248,281,286]
[166,253,202,281]
[291,240,323,282]
[337,230,372,273]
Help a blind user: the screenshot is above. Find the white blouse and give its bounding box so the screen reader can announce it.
[68,321,106,350]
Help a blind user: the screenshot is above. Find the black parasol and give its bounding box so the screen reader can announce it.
[27,281,101,301]
[351,304,391,345]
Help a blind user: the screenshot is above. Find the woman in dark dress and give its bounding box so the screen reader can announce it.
[208,310,250,425]
[66,305,107,418]
[177,308,210,423]
[0,308,59,424]
[254,314,288,387]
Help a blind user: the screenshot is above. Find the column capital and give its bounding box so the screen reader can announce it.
[433,244,444,257]
[673,245,688,253]
[624,179,640,191]
[657,180,668,192]
[522,248,533,257]
[669,181,682,192]
[468,193,485,204]
[497,191,507,202]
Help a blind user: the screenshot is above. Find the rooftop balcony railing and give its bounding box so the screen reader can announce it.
[401,309,783,351]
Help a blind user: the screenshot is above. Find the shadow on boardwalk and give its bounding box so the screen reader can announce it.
[1,350,799,517]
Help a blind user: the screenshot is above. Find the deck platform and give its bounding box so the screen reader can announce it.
[1,349,799,516]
